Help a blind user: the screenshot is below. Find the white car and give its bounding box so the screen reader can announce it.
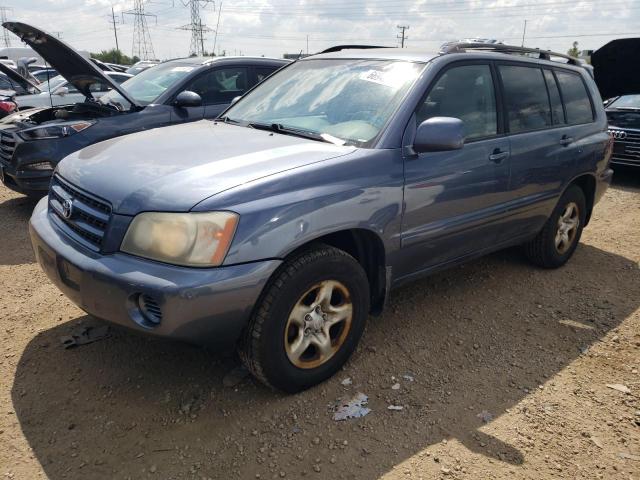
[14,71,132,109]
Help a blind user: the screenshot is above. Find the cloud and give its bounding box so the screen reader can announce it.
[5,0,639,59]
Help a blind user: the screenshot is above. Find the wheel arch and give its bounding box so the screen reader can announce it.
[284,228,388,315]
[566,173,596,225]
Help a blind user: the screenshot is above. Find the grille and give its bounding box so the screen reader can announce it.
[0,130,16,163]
[611,128,640,165]
[48,175,112,250]
[139,294,162,324]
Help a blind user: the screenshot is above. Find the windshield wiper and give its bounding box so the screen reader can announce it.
[611,106,640,111]
[217,115,247,126]
[247,122,345,146]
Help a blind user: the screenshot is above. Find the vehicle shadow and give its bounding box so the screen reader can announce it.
[611,165,640,192]
[0,194,39,266]
[11,242,639,479]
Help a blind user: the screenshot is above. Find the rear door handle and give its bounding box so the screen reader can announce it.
[560,136,574,146]
[488,150,509,163]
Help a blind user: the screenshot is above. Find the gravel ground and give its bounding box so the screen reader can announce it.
[0,171,639,480]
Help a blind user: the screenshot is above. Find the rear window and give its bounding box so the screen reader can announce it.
[499,65,552,133]
[555,71,594,124]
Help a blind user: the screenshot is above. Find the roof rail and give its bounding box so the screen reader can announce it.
[440,42,581,66]
[319,45,391,54]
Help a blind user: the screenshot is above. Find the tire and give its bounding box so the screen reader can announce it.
[524,185,586,269]
[239,244,370,393]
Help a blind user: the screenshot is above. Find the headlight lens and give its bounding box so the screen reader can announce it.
[121,211,239,267]
[17,121,94,141]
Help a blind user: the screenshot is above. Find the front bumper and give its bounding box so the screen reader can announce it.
[30,198,282,347]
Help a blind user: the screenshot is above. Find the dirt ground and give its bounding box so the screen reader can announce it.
[0,170,639,480]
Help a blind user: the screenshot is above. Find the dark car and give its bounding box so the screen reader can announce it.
[591,38,640,168]
[30,43,613,392]
[0,22,288,196]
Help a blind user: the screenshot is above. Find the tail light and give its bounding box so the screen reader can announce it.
[0,100,16,114]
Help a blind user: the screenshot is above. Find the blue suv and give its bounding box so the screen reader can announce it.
[30,43,613,392]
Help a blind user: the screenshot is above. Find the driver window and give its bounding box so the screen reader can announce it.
[184,67,248,105]
[416,64,497,140]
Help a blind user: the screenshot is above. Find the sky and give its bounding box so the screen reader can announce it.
[4,0,639,61]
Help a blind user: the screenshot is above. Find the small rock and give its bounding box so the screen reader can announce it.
[606,384,631,394]
[387,405,403,411]
[590,436,603,449]
[313,464,321,473]
[340,378,352,386]
[391,383,400,390]
[149,465,157,473]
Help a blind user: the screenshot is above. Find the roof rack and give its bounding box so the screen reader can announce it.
[319,45,391,54]
[440,42,581,66]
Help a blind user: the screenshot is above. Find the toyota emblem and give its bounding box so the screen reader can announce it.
[62,198,73,219]
[608,129,627,140]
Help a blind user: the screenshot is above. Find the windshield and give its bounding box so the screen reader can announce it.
[99,62,198,109]
[224,59,424,147]
[608,95,640,110]
[39,75,66,92]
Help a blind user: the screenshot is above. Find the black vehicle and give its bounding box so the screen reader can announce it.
[592,38,640,168]
[0,22,288,196]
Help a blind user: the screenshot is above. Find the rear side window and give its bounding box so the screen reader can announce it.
[256,67,278,83]
[185,67,248,105]
[543,70,565,125]
[417,64,497,141]
[499,65,551,133]
[555,71,594,124]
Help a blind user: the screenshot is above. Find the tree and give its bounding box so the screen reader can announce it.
[90,49,139,65]
[567,41,580,58]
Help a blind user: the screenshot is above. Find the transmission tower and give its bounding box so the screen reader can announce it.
[179,0,215,56]
[0,6,12,48]
[124,0,156,60]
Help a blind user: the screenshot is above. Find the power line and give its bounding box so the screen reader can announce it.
[397,24,409,48]
[0,6,12,48]
[178,0,214,56]
[123,0,156,60]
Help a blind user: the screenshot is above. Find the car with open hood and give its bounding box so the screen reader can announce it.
[0,22,288,196]
[30,43,612,392]
[592,38,640,168]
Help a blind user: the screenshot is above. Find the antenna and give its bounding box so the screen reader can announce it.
[0,6,12,48]
[178,0,215,56]
[123,0,156,60]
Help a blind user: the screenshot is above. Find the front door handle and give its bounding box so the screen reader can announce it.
[560,136,574,146]
[488,149,509,163]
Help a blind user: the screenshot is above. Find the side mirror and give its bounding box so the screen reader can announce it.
[54,86,69,97]
[414,117,464,153]
[231,95,242,105]
[175,90,202,108]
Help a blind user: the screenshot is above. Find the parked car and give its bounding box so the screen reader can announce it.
[0,22,288,196]
[125,60,158,76]
[0,62,41,95]
[29,43,612,392]
[605,95,640,167]
[12,71,133,110]
[31,68,58,84]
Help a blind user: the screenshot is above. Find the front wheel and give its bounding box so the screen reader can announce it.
[239,245,370,393]
[524,185,586,268]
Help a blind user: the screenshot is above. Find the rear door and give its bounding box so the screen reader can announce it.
[500,64,595,242]
[399,62,511,277]
[203,66,249,118]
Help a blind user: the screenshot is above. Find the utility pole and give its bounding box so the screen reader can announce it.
[179,0,215,57]
[52,31,63,39]
[123,0,156,60]
[0,6,12,48]
[212,0,222,56]
[397,25,409,48]
[521,19,527,47]
[109,5,120,51]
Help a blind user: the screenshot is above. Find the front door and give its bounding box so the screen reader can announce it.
[398,63,511,279]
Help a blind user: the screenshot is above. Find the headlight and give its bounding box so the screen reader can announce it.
[17,121,94,141]
[121,211,239,267]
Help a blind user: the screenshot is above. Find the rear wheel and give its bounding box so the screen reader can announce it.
[524,185,586,268]
[239,245,369,393]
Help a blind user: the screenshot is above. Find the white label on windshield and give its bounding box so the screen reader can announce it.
[171,66,195,72]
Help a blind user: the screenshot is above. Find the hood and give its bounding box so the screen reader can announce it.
[0,61,40,94]
[57,121,356,215]
[592,38,640,100]
[0,106,47,126]
[2,22,138,106]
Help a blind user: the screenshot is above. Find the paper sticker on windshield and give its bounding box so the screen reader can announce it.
[171,66,195,72]
[359,69,405,88]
